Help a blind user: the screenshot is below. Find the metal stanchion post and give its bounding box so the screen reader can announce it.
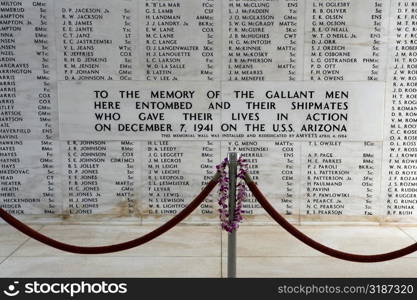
[227,152,238,278]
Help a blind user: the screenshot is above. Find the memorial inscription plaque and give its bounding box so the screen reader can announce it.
[0,0,415,224]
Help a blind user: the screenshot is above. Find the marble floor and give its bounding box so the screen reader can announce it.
[1,223,417,277]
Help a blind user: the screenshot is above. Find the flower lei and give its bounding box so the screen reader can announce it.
[216,156,248,232]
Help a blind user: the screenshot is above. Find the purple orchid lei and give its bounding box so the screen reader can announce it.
[215,156,248,233]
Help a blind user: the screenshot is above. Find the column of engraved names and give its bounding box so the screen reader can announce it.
[302,0,386,221]
[0,0,58,215]
[58,0,137,81]
[302,141,380,217]
[115,141,136,215]
[65,141,137,216]
[225,0,303,81]
[34,1,56,215]
[141,0,220,81]
[305,0,387,81]
[65,141,101,215]
[143,141,217,217]
[140,0,221,222]
[384,0,417,218]
[223,0,303,221]
[57,0,138,217]
[223,141,298,217]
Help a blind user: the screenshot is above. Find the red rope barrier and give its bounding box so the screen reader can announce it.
[244,173,417,263]
[0,173,220,254]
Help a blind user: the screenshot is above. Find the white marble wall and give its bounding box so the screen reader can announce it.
[1,0,416,225]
